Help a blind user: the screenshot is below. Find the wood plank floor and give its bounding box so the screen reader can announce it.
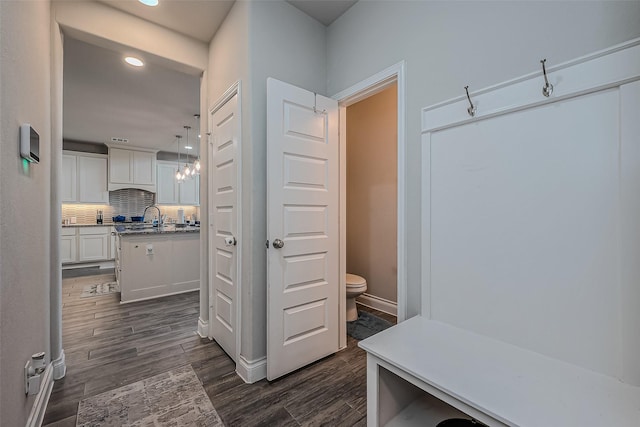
[43,272,396,426]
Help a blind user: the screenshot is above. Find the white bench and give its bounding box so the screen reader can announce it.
[359,316,640,426]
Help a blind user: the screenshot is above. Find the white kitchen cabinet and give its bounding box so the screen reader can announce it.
[62,226,113,265]
[179,174,199,205]
[78,155,109,203]
[109,148,133,184]
[156,160,199,205]
[61,154,77,202]
[60,227,77,263]
[62,152,108,203]
[156,161,179,204]
[78,227,110,262]
[108,147,157,192]
[133,150,155,185]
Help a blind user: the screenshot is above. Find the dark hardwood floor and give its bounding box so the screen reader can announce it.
[43,272,396,426]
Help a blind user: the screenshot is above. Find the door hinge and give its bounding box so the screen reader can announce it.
[265,239,269,249]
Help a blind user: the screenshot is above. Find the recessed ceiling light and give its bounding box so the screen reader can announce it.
[124,56,144,67]
[185,146,193,150]
[138,0,159,6]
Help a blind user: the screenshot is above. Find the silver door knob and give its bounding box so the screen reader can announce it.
[224,236,237,247]
[272,238,284,249]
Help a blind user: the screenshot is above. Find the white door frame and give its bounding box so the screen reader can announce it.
[332,61,406,348]
[208,80,242,361]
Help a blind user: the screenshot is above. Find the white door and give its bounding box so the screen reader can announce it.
[266,78,339,380]
[209,92,240,361]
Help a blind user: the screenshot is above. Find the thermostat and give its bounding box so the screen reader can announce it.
[20,124,40,163]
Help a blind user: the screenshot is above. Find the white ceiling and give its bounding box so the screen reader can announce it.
[63,0,357,153]
[96,0,235,43]
[287,0,357,26]
[63,37,201,152]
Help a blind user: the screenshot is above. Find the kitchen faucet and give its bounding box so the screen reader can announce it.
[143,205,163,226]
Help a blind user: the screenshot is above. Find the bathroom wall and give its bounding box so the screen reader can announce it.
[346,84,398,305]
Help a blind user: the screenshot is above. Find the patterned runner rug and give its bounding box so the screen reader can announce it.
[76,365,224,426]
[80,281,119,298]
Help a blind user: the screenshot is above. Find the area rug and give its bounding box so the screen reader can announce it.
[80,281,119,298]
[347,311,393,340]
[76,365,224,426]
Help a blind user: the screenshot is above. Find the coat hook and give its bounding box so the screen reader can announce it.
[313,93,326,114]
[540,59,553,97]
[464,86,476,117]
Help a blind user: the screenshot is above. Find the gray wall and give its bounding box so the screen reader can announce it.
[207,0,252,359]
[207,0,327,363]
[326,0,640,318]
[0,1,52,425]
[246,0,327,361]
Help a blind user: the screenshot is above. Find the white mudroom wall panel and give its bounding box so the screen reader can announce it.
[421,40,640,384]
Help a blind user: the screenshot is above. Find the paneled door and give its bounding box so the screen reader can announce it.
[209,91,240,361]
[266,78,339,380]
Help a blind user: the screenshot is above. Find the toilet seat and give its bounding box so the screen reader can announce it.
[346,273,366,286]
[346,273,367,293]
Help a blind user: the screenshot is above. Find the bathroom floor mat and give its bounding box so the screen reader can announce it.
[347,311,393,340]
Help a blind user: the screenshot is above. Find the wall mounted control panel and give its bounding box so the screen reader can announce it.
[20,123,40,163]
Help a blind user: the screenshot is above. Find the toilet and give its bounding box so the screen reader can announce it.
[346,273,367,322]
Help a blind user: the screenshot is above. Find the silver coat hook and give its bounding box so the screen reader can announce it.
[540,59,553,97]
[464,86,476,117]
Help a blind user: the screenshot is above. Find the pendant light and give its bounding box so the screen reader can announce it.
[182,125,193,179]
[175,135,183,182]
[193,114,201,175]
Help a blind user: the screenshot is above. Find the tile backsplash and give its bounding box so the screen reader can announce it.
[62,189,199,224]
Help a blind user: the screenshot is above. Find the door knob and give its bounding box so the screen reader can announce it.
[224,236,237,247]
[272,238,284,249]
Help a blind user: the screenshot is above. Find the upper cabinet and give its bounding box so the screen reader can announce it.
[62,153,78,202]
[62,151,108,203]
[108,147,157,192]
[156,160,199,206]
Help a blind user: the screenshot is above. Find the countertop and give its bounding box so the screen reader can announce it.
[62,223,115,227]
[114,224,200,235]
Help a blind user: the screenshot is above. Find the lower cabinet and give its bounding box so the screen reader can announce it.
[60,228,77,263]
[79,228,109,262]
[62,226,113,265]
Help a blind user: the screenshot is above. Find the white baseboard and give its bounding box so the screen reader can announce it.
[236,355,267,384]
[25,363,54,427]
[356,293,398,316]
[52,349,67,380]
[197,318,209,339]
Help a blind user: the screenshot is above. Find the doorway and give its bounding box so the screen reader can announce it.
[344,83,398,318]
[334,62,406,348]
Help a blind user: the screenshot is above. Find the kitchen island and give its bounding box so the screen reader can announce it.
[114,224,200,303]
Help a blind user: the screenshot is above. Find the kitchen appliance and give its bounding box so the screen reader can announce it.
[177,209,185,224]
[96,210,103,224]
